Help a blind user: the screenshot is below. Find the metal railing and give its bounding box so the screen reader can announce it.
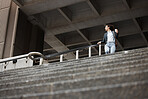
[0,54,29,64]
[32,44,101,64]
[0,44,101,65]
[0,52,45,64]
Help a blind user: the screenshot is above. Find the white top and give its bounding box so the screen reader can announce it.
[107,31,115,43]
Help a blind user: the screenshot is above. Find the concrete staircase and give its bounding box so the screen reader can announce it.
[0,47,148,99]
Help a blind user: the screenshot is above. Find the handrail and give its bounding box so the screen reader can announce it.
[0,52,45,64]
[28,52,47,61]
[33,44,99,61]
[0,54,29,64]
[0,44,100,64]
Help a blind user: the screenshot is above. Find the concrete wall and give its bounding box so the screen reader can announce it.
[0,0,12,58]
[0,57,33,72]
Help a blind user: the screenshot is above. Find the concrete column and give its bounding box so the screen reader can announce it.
[0,43,4,58]
[0,0,12,59]
[0,0,11,9]
[3,2,19,58]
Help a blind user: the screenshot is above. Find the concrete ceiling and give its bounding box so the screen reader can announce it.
[13,0,148,62]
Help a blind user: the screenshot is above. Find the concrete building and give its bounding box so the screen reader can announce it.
[0,0,148,62]
[0,1,148,98]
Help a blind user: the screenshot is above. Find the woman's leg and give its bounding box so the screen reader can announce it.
[110,43,116,54]
[105,44,109,54]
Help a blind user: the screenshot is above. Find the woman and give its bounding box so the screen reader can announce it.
[97,24,118,54]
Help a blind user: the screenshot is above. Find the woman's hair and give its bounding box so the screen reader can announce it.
[106,24,114,31]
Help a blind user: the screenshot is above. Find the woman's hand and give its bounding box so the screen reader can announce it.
[115,29,118,33]
[97,41,101,45]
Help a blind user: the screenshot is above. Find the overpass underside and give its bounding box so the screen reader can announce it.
[12,0,148,62]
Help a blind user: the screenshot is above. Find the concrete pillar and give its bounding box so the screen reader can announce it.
[3,2,19,58]
[0,43,4,58]
[0,0,12,59]
[1,0,44,58]
[0,0,11,9]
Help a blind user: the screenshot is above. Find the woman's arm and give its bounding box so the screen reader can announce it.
[97,33,106,44]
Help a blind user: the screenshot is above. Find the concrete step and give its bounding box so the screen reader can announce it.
[45,47,148,68]
[42,47,148,68]
[51,71,148,93]
[0,56,148,84]
[1,55,148,82]
[1,52,148,80]
[44,51,148,71]
[0,69,147,97]
[20,80,148,99]
[0,56,148,83]
[0,62,148,90]
[0,47,148,99]
[0,48,148,77]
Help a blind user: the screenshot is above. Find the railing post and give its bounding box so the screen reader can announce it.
[89,47,91,57]
[99,44,101,56]
[60,54,63,62]
[76,50,79,59]
[39,58,43,65]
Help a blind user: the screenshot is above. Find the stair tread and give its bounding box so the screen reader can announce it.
[1,54,148,79]
[0,57,148,83]
[0,47,148,99]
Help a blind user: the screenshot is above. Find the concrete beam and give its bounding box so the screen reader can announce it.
[28,14,76,60]
[46,6,148,51]
[46,7,148,35]
[56,1,148,51]
[122,34,146,49]
[77,30,98,53]
[12,0,23,7]
[44,32,75,60]
[44,30,141,51]
[86,0,123,50]
[17,0,87,15]
[66,42,87,47]
[122,0,148,46]
[47,5,147,50]
[86,0,101,16]
[132,19,148,46]
[58,7,72,23]
[58,6,98,53]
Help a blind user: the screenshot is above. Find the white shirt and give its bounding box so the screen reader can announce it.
[107,31,115,43]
